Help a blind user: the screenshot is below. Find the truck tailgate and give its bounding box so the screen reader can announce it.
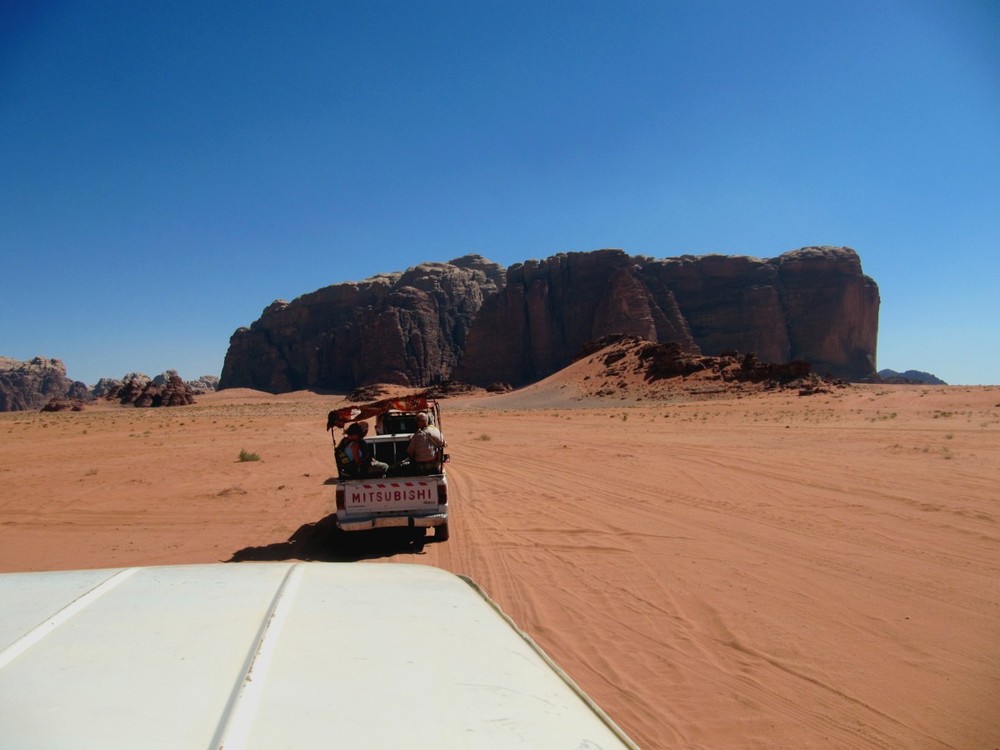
[341,478,441,515]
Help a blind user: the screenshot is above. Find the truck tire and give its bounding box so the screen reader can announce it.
[436,522,450,542]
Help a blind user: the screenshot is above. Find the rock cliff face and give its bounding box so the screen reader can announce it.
[0,357,90,412]
[220,246,879,392]
[220,255,506,391]
[457,246,878,384]
[452,249,698,386]
[642,246,880,381]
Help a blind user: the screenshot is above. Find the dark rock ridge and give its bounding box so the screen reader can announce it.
[585,335,844,397]
[0,357,90,412]
[877,369,947,385]
[220,246,879,392]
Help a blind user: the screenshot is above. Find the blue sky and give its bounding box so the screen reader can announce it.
[2,1,998,385]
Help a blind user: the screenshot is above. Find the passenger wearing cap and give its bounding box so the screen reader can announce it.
[339,421,388,478]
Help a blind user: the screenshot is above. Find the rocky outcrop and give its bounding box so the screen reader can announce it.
[185,375,220,393]
[877,369,947,385]
[40,399,85,412]
[151,371,219,393]
[91,371,215,398]
[91,378,121,398]
[453,249,698,386]
[0,360,216,411]
[458,246,878,385]
[577,335,845,400]
[636,246,879,381]
[220,255,506,391]
[220,246,880,392]
[0,357,91,412]
[104,372,197,407]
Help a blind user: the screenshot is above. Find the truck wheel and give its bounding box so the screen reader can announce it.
[436,522,450,542]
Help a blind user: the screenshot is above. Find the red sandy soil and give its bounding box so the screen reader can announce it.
[1,360,998,749]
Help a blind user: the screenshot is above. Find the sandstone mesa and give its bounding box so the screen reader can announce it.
[220,246,879,394]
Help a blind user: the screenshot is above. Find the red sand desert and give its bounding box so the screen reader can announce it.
[1,361,998,749]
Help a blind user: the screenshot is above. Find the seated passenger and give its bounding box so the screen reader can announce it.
[339,422,388,478]
[406,413,446,474]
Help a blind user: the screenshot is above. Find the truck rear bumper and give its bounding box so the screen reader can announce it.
[338,511,448,532]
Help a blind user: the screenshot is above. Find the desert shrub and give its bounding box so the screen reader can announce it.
[238,449,261,462]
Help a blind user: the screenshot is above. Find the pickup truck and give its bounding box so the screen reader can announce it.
[327,392,449,541]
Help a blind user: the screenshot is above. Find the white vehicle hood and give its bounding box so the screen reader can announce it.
[0,562,636,749]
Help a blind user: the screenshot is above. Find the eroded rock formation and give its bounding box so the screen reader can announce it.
[185,375,220,393]
[641,246,879,381]
[456,246,877,384]
[877,369,947,385]
[220,246,880,392]
[0,356,90,412]
[576,335,845,400]
[104,372,196,407]
[220,255,506,391]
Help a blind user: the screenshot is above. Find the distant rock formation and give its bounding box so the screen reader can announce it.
[220,255,506,391]
[582,334,842,398]
[93,372,218,398]
[152,370,219,393]
[642,246,879,381]
[453,249,698,387]
[220,246,880,393]
[40,399,85,412]
[0,359,215,411]
[104,372,197,407]
[877,369,947,385]
[91,377,122,398]
[185,375,220,393]
[0,356,91,412]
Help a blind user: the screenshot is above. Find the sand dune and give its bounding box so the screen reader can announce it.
[1,373,998,748]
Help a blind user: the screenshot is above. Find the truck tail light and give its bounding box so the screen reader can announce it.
[336,487,345,511]
[437,483,448,505]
